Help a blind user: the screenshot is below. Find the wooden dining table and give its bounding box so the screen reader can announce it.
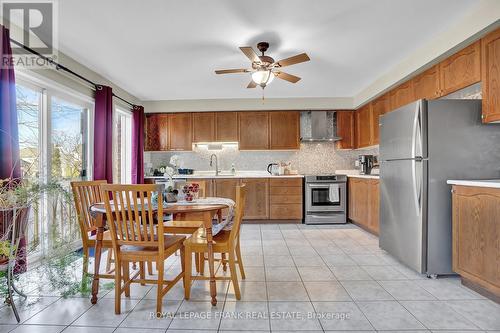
[89,201,228,306]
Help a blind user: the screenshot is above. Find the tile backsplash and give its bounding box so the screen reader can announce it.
[145,143,379,175]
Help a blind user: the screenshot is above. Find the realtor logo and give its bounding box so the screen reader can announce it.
[1,0,57,67]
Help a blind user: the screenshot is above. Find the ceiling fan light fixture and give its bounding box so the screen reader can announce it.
[251,70,274,86]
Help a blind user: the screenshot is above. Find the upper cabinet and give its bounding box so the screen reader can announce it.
[168,113,192,151]
[192,112,215,142]
[336,111,355,149]
[390,80,415,111]
[269,111,300,150]
[481,28,500,123]
[145,114,169,151]
[413,65,441,100]
[371,94,390,145]
[439,41,481,96]
[238,111,270,150]
[356,104,373,148]
[215,112,238,141]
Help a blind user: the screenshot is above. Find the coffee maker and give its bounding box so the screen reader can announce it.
[358,155,375,175]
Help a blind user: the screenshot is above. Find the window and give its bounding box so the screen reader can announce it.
[16,84,42,256]
[15,75,93,258]
[113,108,132,184]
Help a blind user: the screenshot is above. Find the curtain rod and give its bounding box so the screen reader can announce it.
[9,38,138,109]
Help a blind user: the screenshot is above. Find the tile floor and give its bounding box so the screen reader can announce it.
[1,223,499,332]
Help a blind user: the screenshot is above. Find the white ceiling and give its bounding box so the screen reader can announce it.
[58,0,482,101]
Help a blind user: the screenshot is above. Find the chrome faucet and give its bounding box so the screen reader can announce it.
[210,154,219,176]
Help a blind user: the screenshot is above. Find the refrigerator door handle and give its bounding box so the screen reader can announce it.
[411,101,422,159]
[411,159,422,216]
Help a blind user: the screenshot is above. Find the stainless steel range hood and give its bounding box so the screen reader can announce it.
[300,111,342,142]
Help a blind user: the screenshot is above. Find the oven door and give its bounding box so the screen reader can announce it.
[306,182,345,212]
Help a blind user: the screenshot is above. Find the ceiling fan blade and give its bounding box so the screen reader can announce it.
[239,46,261,63]
[247,81,257,88]
[275,53,310,67]
[275,71,301,83]
[215,68,249,74]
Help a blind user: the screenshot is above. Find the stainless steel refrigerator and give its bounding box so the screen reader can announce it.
[379,99,500,276]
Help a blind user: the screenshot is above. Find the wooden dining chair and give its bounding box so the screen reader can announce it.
[183,185,246,300]
[71,180,115,282]
[100,184,186,314]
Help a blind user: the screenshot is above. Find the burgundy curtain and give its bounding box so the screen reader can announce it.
[0,24,26,273]
[93,85,113,183]
[0,25,21,180]
[131,105,144,184]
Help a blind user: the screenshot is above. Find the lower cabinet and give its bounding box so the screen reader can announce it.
[348,177,379,235]
[240,178,269,220]
[451,185,500,301]
[269,178,303,220]
[187,177,303,221]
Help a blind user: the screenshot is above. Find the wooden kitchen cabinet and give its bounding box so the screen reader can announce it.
[336,111,355,149]
[348,177,379,235]
[390,80,415,111]
[368,179,380,234]
[269,178,303,220]
[413,65,441,100]
[269,111,300,150]
[168,113,192,151]
[452,185,500,301]
[439,41,481,97]
[215,112,239,141]
[240,178,269,219]
[481,28,500,123]
[145,114,169,151]
[356,104,373,148]
[371,94,390,145]
[192,112,215,142]
[238,111,270,150]
[214,178,239,216]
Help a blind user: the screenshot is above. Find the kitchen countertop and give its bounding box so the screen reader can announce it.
[335,169,380,179]
[447,179,500,189]
[145,171,304,179]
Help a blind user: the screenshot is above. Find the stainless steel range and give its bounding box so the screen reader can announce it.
[305,175,347,224]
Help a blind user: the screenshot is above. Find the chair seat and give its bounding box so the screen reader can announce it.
[88,230,113,247]
[184,229,232,252]
[120,235,186,258]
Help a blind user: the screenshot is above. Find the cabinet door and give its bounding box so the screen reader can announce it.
[269,111,300,150]
[481,28,500,123]
[240,178,269,219]
[168,113,192,151]
[413,65,441,100]
[192,112,215,142]
[336,111,355,149]
[238,112,269,150]
[145,114,169,151]
[215,178,240,216]
[215,112,238,141]
[348,178,357,220]
[145,114,159,151]
[371,95,389,145]
[214,179,239,201]
[452,186,500,292]
[368,179,380,235]
[439,41,481,96]
[390,80,415,111]
[356,104,372,148]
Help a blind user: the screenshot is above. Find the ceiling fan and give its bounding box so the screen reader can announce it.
[215,42,310,89]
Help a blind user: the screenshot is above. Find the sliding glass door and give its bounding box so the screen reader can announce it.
[15,78,93,259]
